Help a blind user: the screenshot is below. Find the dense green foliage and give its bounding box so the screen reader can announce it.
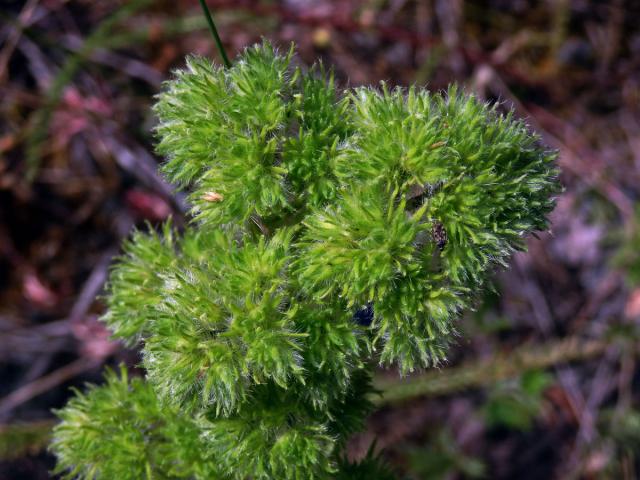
[52,367,220,479]
[51,41,558,479]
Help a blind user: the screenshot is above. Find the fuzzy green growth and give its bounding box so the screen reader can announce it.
[51,41,558,479]
[51,367,220,479]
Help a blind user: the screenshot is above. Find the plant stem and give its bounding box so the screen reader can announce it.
[374,337,619,406]
[0,420,56,460]
[198,0,231,68]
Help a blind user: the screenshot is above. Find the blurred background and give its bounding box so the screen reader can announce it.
[1,0,640,478]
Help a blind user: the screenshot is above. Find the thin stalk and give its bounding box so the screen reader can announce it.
[0,420,56,460]
[198,0,231,68]
[374,337,621,406]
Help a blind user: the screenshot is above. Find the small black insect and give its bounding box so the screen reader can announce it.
[353,303,374,326]
[432,221,447,251]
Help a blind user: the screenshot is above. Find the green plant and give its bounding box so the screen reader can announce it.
[50,41,558,479]
[483,370,553,432]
